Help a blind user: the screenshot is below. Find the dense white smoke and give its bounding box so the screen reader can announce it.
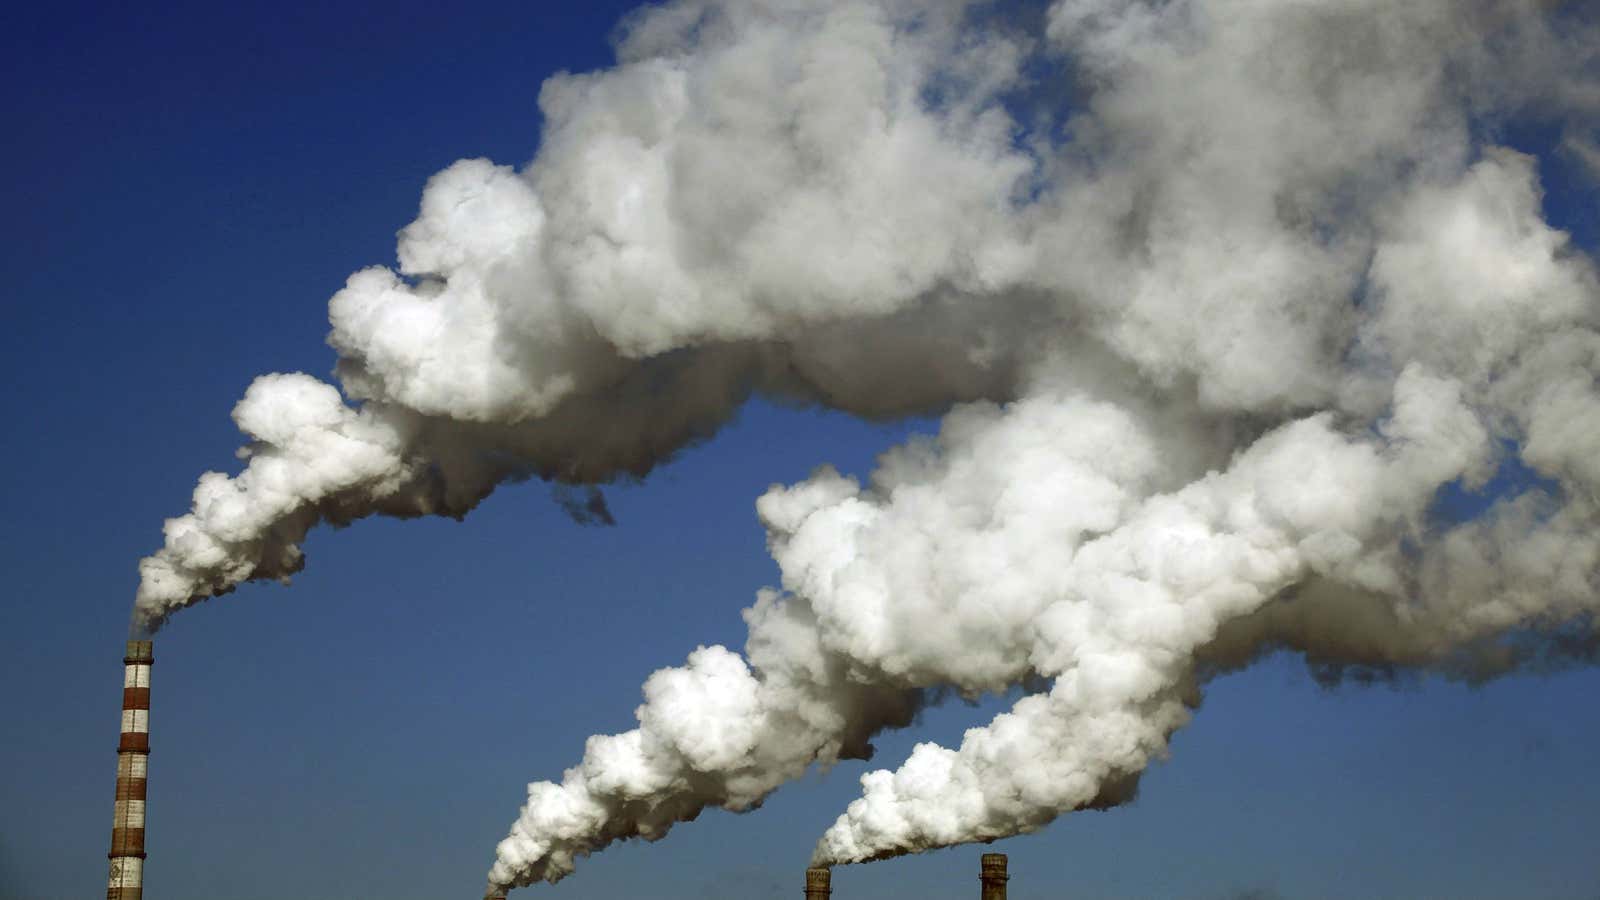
[133,0,1600,892]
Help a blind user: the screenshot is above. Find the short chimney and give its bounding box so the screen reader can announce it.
[980,853,1008,900]
[805,866,831,899]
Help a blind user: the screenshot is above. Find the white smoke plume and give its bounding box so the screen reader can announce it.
[130,0,1600,892]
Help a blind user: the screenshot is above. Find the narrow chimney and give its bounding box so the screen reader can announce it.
[108,640,153,900]
[980,853,1008,900]
[805,866,832,899]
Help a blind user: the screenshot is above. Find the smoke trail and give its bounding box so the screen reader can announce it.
[130,0,1600,891]
[551,485,616,527]
[134,0,1038,629]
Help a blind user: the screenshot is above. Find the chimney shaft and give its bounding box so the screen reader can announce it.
[805,866,832,900]
[980,853,1008,900]
[108,640,153,900]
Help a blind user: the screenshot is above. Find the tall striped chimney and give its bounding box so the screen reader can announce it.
[804,866,831,899]
[980,853,1008,900]
[108,640,152,900]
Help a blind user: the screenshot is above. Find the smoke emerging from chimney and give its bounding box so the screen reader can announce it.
[132,0,1600,892]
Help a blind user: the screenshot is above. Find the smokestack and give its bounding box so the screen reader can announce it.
[108,640,152,900]
[980,853,1007,900]
[483,890,507,900]
[804,866,831,899]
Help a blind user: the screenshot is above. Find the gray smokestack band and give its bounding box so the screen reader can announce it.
[981,853,1008,900]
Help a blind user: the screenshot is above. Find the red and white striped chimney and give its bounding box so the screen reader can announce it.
[108,639,152,900]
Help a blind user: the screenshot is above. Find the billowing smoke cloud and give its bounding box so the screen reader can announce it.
[132,0,1600,893]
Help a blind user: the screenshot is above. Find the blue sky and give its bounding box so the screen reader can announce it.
[5,2,1600,899]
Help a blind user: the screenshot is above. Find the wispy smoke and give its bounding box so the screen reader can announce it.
[132,0,1600,893]
[1563,131,1600,180]
[551,484,616,527]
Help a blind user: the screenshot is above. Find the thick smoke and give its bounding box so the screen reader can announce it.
[132,0,1600,892]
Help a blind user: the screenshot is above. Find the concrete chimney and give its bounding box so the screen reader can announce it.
[804,866,832,899]
[108,640,152,900]
[980,853,1008,900]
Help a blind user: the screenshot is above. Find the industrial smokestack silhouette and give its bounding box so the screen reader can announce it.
[980,853,1008,900]
[804,866,831,899]
[108,640,152,900]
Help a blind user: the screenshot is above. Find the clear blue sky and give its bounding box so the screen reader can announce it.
[4,3,1600,899]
